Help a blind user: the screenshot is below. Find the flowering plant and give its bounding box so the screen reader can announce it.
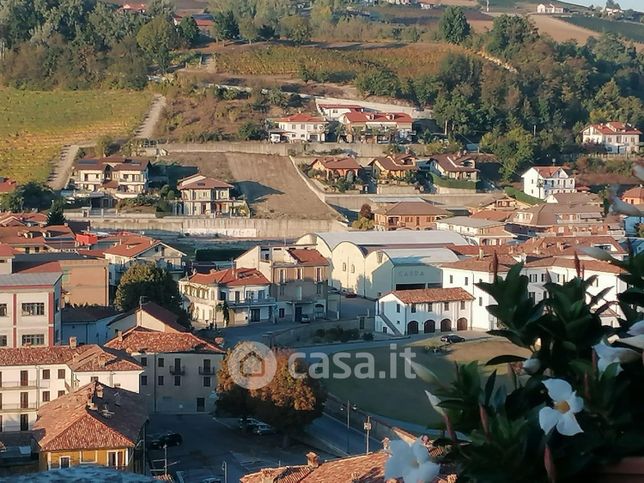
[402,252,644,482]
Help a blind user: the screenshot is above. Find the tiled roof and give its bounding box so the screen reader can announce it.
[469,210,514,222]
[287,248,329,266]
[310,157,360,170]
[0,243,15,257]
[441,254,519,273]
[437,216,505,229]
[0,272,62,288]
[62,306,119,324]
[390,287,474,304]
[188,267,270,287]
[528,166,567,178]
[525,256,623,274]
[0,178,17,193]
[102,236,185,258]
[34,382,148,451]
[12,260,62,274]
[74,156,149,173]
[105,327,225,354]
[587,122,641,135]
[342,111,413,125]
[107,302,187,333]
[0,212,48,227]
[0,344,140,371]
[370,157,417,172]
[277,113,326,123]
[430,154,478,173]
[375,201,450,217]
[509,203,603,227]
[0,225,76,249]
[622,186,644,199]
[178,175,233,190]
[515,236,625,257]
[549,192,599,205]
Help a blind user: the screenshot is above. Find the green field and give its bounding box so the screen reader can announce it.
[0,89,153,183]
[562,16,644,44]
[323,338,529,427]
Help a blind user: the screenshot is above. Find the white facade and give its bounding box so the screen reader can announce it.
[582,123,641,154]
[275,118,328,143]
[105,243,185,287]
[442,267,499,331]
[536,3,564,13]
[521,167,576,199]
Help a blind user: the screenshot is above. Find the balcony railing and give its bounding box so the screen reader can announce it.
[169,366,185,376]
[0,380,38,389]
[0,402,38,412]
[227,297,276,307]
[199,366,216,375]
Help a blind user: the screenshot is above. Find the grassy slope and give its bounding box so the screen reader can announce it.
[0,89,152,183]
[562,16,644,43]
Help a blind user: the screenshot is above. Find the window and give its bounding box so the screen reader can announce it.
[59,456,70,469]
[42,369,50,380]
[42,391,50,403]
[158,376,164,386]
[174,376,181,386]
[0,336,6,347]
[350,264,355,274]
[279,285,285,296]
[464,277,469,286]
[90,376,98,382]
[57,369,65,379]
[58,390,65,398]
[278,308,285,318]
[396,304,401,313]
[316,267,323,282]
[141,375,147,386]
[279,269,286,283]
[296,268,303,280]
[529,292,535,301]
[20,414,28,431]
[411,304,416,313]
[460,301,466,310]
[0,304,6,317]
[443,302,449,310]
[158,357,164,367]
[21,303,44,316]
[342,263,347,272]
[22,334,44,346]
[449,275,453,284]
[203,376,211,387]
[479,297,483,306]
[428,303,433,311]
[140,356,147,367]
[541,273,546,282]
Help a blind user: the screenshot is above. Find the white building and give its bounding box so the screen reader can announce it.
[316,103,366,121]
[435,216,515,246]
[376,288,474,336]
[61,306,120,345]
[521,166,576,200]
[0,342,141,431]
[271,113,328,143]
[177,174,234,216]
[536,3,564,13]
[581,122,641,154]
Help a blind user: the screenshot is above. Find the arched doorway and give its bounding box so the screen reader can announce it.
[457,318,468,331]
[424,320,436,333]
[407,320,419,335]
[440,319,452,332]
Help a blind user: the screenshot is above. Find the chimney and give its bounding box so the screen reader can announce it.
[96,384,104,399]
[69,336,77,349]
[478,247,484,260]
[306,452,320,468]
[117,330,123,341]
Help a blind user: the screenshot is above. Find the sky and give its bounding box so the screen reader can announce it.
[566,0,643,11]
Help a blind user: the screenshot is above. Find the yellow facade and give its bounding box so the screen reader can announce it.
[40,448,130,471]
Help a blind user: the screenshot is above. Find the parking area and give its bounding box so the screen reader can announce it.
[148,414,332,482]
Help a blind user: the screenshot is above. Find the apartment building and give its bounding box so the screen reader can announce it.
[272,113,328,143]
[179,267,273,327]
[105,322,225,413]
[235,246,330,322]
[373,201,450,231]
[581,122,641,154]
[434,216,515,246]
[0,342,141,431]
[177,174,235,216]
[0,225,77,253]
[521,166,576,200]
[72,157,149,198]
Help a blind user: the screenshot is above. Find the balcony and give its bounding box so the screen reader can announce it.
[227,297,276,307]
[169,366,185,376]
[0,381,38,390]
[0,403,38,412]
[198,366,216,375]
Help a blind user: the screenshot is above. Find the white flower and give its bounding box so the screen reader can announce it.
[538,379,584,436]
[385,438,441,483]
[425,390,445,417]
[522,356,541,375]
[582,246,617,263]
[619,334,644,350]
[593,341,640,374]
[628,320,644,336]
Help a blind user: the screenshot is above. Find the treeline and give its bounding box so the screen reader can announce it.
[0,0,196,89]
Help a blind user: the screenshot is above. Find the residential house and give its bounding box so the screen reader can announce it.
[0,342,141,431]
[339,111,414,143]
[172,13,214,35]
[469,210,515,223]
[0,212,48,227]
[34,381,148,472]
[177,174,235,216]
[511,235,626,260]
[507,203,622,238]
[102,235,185,289]
[545,191,601,206]
[536,3,564,13]
[376,288,474,335]
[271,113,328,143]
[0,177,17,194]
[373,201,450,231]
[622,186,644,206]
[428,154,479,182]
[61,306,120,345]
[235,246,329,322]
[315,103,365,121]
[474,193,528,212]
[106,301,188,341]
[435,216,515,246]
[582,122,641,154]
[105,322,225,413]
[370,154,417,180]
[0,246,63,348]
[0,225,76,253]
[521,166,576,200]
[179,267,274,327]
[119,3,146,13]
[308,157,361,181]
[72,157,150,199]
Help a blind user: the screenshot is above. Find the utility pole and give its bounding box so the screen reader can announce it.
[346,399,350,453]
[364,416,372,454]
[222,461,228,483]
[163,445,168,477]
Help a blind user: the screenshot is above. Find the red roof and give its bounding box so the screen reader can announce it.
[587,122,641,135]
[105,326,225,354]
[0,243,15,257]
[531,166,567,177]
[178,176,233,190]
[525,256,623,274]
[622,186,644,200]
[12,260,62,274]
[431,154,478,173]
[277,113,326,123]
[442,254,518,273]
[310,157,360,171]
[287,248,329,266]
[0,212,48,227]
[341,111,413,125]
[103,236,168,258]
[0,344,140,371]
[188,267,270,287]
[0,178,17,193]
[390,287,474,304]
[138,302,188,333]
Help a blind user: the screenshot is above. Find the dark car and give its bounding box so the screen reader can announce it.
[148,432,183,449]
[440,334,466,344]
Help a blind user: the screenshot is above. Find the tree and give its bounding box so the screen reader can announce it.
[147,0,175,19]
[115,263,189,327]
[215,301,232,327]
[355,69,401,98]
[46,199,66,226]
[213,10,239,43]
[238,121,267,140]
[280,16,311,45]
[481,126,535,182]
[178,16,200,47]
[439,6,471,44]
[0,182,55,212]
[238,17,259,43]
[359,203,373,220]
[136,16,178,72]
[96,135,115,158]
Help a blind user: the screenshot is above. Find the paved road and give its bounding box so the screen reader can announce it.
[307,413,381,456]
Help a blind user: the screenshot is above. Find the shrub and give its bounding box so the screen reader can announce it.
[362,332,374,341]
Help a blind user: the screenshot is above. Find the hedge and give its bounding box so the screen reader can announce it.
[504,186,544,205]
[428,172,477,190]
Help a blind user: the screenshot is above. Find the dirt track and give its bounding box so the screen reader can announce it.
[169,152,339,220]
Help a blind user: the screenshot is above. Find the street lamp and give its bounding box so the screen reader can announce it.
[340,400,357,453]
[364,416,372,454]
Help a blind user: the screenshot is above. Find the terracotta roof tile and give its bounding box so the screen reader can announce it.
[390,287,474,304]
[442,254,519,272]
[12,260,62,274]
[375,201,450,217]
[342,111,413,125]
[287,248,329,266]
[525,256,623,274]
[0,243,15,257]
[0,212,48,227]
[277,113,326,123]
[188,267,270,287]
[622,186,644,199]
[587,121,641,135]
[0,345,140,371]
[178,175,233,190]
[430,154,478,173]
[34,382,148,451]
[310,157,360,171]
[470,210,514,222]
[105,327,225,354]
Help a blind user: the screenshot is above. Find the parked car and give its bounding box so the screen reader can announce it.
[148,431,183,449]
[252,423,277,435]
[238,417,263,433]
[440,334,466,344]
[300,314,311,323]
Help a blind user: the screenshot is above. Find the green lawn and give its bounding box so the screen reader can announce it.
[562,16,644,44]
[0,89,152,183]
[322,338,529,427]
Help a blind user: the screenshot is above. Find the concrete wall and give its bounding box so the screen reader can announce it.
[324,193,495,212]
[65,212,347,239]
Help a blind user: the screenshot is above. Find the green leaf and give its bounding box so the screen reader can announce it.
[486,355,526,366]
